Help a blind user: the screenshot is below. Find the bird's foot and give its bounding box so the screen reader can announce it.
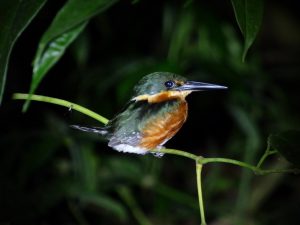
[151,146,165,158]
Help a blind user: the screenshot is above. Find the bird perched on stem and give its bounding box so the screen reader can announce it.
[71,72,227,155]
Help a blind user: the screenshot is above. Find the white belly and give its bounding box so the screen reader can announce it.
[113,144,148,154]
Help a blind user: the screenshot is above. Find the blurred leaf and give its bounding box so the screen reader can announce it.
[168,10,194,63]
[230,106,261,220]
[105,157,144,182]
[66,137,99,192]
[196,14,234,65]
[117,186,152,225]
[131,0,140,4]
[155,183,198,210]
[231,0,263,61]
[70,31,90,68]
[75,145,98,192]
[270,130,300,167]
[24,0,119,111]
[79,192,128,221]
[19,134,61,184]
[0,0,46,104]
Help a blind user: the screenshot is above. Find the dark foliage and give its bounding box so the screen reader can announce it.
[0,0,300,224]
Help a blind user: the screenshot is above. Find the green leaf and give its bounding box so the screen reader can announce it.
[231,0,263,61]
[270,130,300,167]
[36,0,119,51]
[168,10,194,63]
[79,192,128,221]
[23,0,119,111]
[0,0,46,105]
[23,22,87,111]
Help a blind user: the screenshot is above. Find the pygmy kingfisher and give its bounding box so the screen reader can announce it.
[71,72,227,155]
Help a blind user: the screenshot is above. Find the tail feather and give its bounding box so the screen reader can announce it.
[70,125,109,136]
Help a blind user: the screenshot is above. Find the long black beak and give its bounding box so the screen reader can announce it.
[175,81,227,91]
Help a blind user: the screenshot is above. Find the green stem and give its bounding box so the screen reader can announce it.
[13,93,109,125]
[12,93,296,177]
[201,157,298,175]
[196,163,207,225]
[151,148,198,161]
[151,149,299,175]
[200,157,257,171]
[256,136,278,169]
[12,93,299,225]
[256,150,277,168]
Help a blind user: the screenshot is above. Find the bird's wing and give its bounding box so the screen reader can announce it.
[107,99,147,147]
[108,132,141,148]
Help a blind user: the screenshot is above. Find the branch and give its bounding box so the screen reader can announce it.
[13,93,109,125]
[12,92,299,225]
[150,149,299,175]
[13,93,298,175]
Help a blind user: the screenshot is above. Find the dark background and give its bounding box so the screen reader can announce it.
[1,1,300,224]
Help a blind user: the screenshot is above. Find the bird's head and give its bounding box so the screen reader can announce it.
[132,72,227,103]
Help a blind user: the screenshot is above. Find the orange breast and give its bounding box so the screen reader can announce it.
[139,101,188,149]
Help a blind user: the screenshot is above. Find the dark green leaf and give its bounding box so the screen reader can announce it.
[270,130,300,167]
[23,22,87,111]
[0,0,46,104]
[231,0,263,61]
[168,10,194,63]
[36,0,119,49]
[79,192,128,221]
[24,0,119,111]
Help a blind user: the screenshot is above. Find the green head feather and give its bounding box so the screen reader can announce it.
[133,72,187,96]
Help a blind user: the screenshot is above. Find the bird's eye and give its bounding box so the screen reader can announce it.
[164,80,175,88]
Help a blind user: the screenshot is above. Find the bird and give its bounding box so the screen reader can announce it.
[71,72,227,155]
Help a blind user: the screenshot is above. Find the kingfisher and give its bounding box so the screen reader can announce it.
[71,72,227,155]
